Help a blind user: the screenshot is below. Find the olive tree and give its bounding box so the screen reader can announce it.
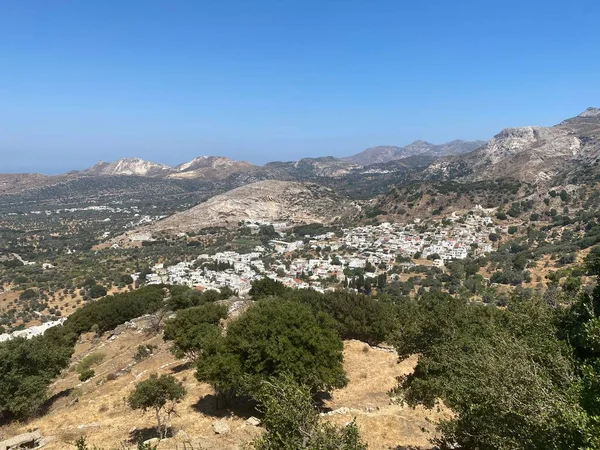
[127,374,186,439]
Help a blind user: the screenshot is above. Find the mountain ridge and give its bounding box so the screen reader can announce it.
[343,139,486,166]
[425,107,600,184]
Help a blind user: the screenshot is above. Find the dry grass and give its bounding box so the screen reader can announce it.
[323,340,449,449]
[1,329,446,450]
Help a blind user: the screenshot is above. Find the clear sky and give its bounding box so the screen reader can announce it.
[1,0,599,173]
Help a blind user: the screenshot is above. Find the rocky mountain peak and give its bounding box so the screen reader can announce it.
[403,140,434,152]
[578,107,600,118]
[85,158,171,176]
[168,156,255,180]
[176,156,239,171]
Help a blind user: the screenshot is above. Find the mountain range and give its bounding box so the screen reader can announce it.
[80,138,485,180]
[342,140,486,166]
[1,108,599,204]
[85,156,256,181]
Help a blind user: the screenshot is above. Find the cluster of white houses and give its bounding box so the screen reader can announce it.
[139,210,499,295]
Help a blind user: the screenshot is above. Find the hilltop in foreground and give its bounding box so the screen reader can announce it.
[4,316,440,450]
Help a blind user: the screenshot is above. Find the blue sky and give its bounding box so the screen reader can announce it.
[1,0,599,173]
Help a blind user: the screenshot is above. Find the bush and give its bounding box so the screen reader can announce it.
[65,286,166,335]
[0,334,73,420]
[89,284,108,299]
[79,368,95,382]
[20,289,38,301]
[249,278,288,299]
[252,374,367,450]
[120,274,134,285]
[289,289,397,345]
[76,352,105,373]
[195,299,347,399]
[133,345,157,362]
[391,296,587,449]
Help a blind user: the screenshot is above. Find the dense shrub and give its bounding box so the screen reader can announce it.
[289,289,397,345]
[249,277,288,299]
[163,303,227,359]
[252,374,366,450]
[195,299,346,398]
[391,294,589,449]
[89,284,108,299]
[65,285,166,335]
[0,334,73,420]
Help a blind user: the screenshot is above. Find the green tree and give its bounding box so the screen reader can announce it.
[163,304,227,360]
[391,297,588,449]
[195,299,346,403]
[120,274,134,285]
[249,277,288,299]
[0,335,72,420]
[289,289,396,345]
[127,374,186,439]
[89,284,108,299]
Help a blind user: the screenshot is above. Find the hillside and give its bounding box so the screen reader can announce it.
[111,180,357,244]
[169,156,256,181]
[0,315,443,450]
[426,108,600,184]
[84,159,172,177]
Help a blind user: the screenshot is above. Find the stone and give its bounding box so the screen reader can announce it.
[246,416,261,426]
[38,436,57,447]
[175,430,189,440]
[77,422,101,429]
[0,431,42,450]
[212,420,230,435]
[143,438,160,447]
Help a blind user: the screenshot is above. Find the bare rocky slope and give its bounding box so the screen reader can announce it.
[168,156,256,180]
[426,107,600,184]
[112,180,358,243]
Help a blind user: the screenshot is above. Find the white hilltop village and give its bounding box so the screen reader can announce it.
[0,206,501,343]
[141,206,498,295]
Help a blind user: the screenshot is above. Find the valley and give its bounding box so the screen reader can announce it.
[1,108,600,450]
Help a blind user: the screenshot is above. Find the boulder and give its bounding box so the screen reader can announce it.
[212,420,230,435]
[0,431,43,450]
[246,416,261,426]
[175,430,189,440]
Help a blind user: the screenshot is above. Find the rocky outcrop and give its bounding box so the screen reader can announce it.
[577,107,600,118]
[113,181,357,242]
[85,158,172,177]
[426,107,600,184]
[0,431,43,450]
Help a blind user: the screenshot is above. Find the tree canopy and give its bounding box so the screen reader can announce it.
[195,299,347,398]
[128,373,186,439]
[163,303,227,360]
